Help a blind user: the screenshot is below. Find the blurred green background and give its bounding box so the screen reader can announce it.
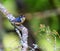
[0,0,60,51]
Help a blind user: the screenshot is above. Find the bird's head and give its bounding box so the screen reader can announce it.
[20,15,25,23]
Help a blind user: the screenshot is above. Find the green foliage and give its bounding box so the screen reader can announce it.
[3,33,21,51]
[30,17,40,32]
[54,0,60,8]
[3,18,14,30]
[30,16,60,51]
[2,0,17,15]
[33,0,52,11]
[24,0,52,12]
[31,24,60,51]
[40,14,59,31]
[50,15,59,30]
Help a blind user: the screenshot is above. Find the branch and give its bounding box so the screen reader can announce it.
[0,3,28,51]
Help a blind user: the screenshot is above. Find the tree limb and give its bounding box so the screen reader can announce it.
[0,3,28,51]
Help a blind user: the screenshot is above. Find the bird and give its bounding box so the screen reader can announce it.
[12,15,25,25]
